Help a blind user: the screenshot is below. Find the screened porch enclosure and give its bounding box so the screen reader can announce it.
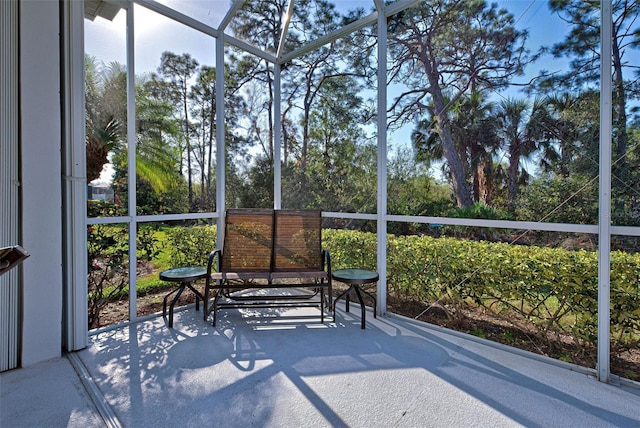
[80,0,640,386]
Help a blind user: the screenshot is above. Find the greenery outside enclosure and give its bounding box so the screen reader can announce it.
[84,0,639,385]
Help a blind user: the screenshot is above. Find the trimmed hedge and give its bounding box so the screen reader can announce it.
[166,226,640,352]
[322,229,640,352]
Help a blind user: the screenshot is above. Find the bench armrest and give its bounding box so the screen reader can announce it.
[322,249,331,275]
[203,249,221,321]
[206,249,221,282]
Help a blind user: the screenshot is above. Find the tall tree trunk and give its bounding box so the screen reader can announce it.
[612,36,627,168]
[301,97,311,176]
[507,143,520,214]
[300,69,315,177]
[427,75,473,208]
[183,89,193,209]
[470,144,485,203]
[478,159,493,205]
[207,90,215,209]
[435,114,473,207]
[281,118,289,165]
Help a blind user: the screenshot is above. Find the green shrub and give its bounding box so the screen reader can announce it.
[137,225,161,262]
[322,229,377,270]
[165,225,217,268]
[90,225,640,357]
[87,200,126,217]
[448,201,512,220]
[87,223,163,328]
[322,228,640,354]
[87,224,129,328]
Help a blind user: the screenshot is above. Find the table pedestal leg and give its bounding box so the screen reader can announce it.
[334,285,354,314]
[353,286,366,329]
[334,284,377,329]
[162,281,206,328]
[163,283,186,328]
[359,287,377,319]
[185,283,203,311]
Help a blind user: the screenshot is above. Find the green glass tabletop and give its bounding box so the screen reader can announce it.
[159,266,207,282]
[332,268,379,285]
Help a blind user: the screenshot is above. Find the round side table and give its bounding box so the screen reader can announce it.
[159,266,207,328]
[332,268,378,329]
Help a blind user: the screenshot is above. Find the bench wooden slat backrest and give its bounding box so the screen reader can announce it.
[273,209,323,272]
[207,209,328,326]
[221,209,274,273]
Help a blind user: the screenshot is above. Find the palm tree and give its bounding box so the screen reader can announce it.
[451,91,500,205]
[542,92,600,179]
[85,57,186,206]
[496,97,548,214]
[86,118,121,183]
[85,56,126,183]
[412,91,499,205]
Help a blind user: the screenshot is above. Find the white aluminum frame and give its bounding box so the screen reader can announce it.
[216,34,226,249]
[126,5,138,321]
[71,0,632,385]
[598,0,613,383]
[62,0,89,351]
[274,63,283,209]
[375,1,388,315]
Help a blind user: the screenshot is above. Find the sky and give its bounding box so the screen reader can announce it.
[85,0,569,81]
[84,0,609,182]
[85,3,219,75]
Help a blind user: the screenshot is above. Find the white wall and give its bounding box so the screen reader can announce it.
[20,0,63,366]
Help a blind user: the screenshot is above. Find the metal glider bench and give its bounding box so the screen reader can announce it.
[204,209,332,326]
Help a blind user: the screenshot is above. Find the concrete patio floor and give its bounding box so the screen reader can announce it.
[2,302,640,427]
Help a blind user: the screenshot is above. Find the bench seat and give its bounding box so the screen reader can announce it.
[204,209,332,326]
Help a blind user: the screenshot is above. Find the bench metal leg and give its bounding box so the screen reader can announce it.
[203,286,209,321]
[320,288,324,324]
[212,289,222,327]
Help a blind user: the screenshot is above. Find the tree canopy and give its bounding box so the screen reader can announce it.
[85,0,640,228]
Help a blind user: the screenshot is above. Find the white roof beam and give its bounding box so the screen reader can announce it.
[383,0,422,17]
[136,1,275,62]
[276,0,296,59]
[279,10,378,63]
[372,0,385,12]
[84,0,125,21]
[219,0,246,32]
[226,35,278,63]
[136,0,219,38]
[278,0,420,64]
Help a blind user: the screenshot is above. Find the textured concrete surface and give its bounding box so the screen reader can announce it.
[2,303,640,427]
[0,357,103,427]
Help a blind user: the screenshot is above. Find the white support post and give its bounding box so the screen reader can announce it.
[274,63,282,209]
[376,6,388,315]
[216,35,226,246]
[62,0,89,350]
[597,0,612,383]
[126,4,138,321]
